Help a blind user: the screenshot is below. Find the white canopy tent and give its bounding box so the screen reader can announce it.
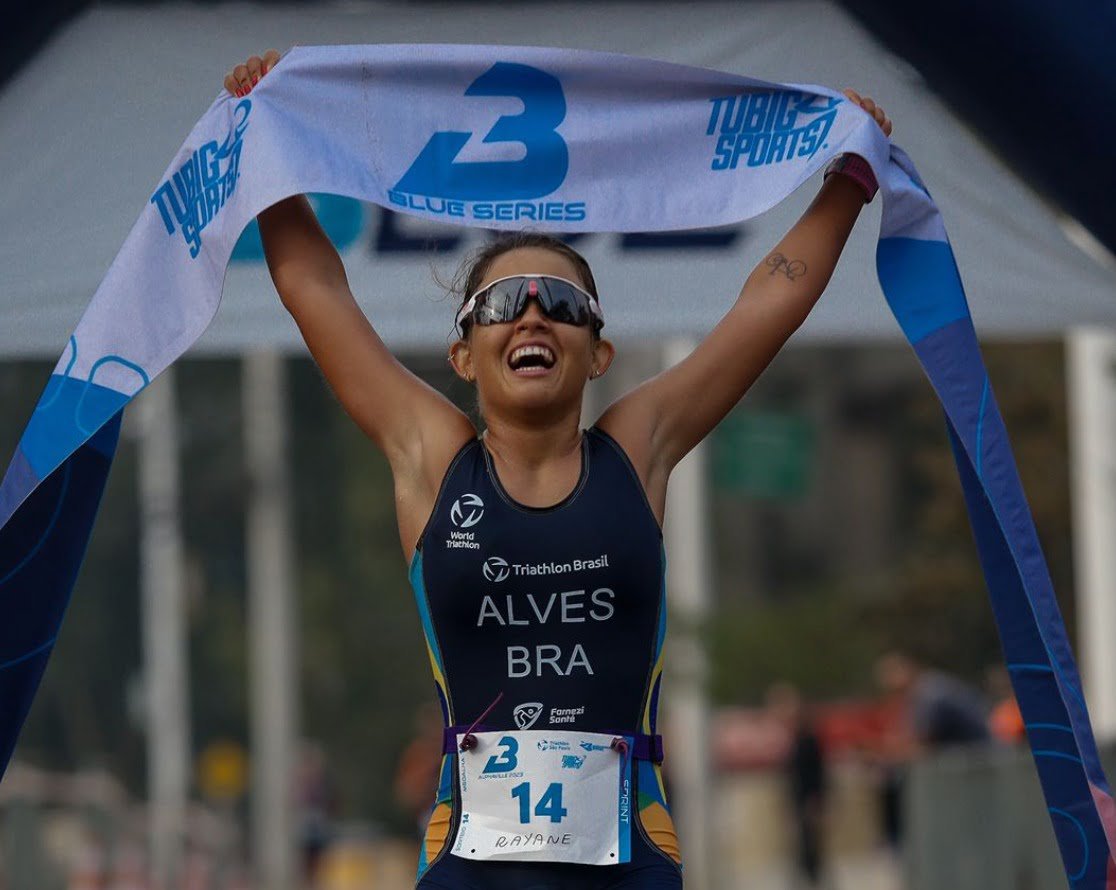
[0,1,1113,356]
[2,4,1114,890]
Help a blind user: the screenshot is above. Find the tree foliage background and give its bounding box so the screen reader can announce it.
[708,341,1073,704]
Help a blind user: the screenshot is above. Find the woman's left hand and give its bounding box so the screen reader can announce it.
[842,89,893,137]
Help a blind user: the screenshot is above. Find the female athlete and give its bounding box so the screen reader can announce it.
[227,49,891,890]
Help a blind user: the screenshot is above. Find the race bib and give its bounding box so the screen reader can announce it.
[452,730,633,865]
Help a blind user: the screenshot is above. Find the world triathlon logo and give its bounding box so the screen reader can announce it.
[151,99,251,258]
[389,62,585,224]
[483,556,510,582]
[450,493,485,529]
[706,90,840,170]
[513,702,544,730]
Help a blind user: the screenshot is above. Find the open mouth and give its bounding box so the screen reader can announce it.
[508,344,557,374]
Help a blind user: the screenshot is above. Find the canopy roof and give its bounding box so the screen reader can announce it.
[1,1,1112,356]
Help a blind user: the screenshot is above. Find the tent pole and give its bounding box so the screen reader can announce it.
[137,367,190,890]
[662,337,714,890]
[244,351,300,890]
[1066,327,1116,740]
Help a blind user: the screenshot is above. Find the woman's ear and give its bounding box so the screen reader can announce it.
[590,337,616,380]
[449,339,475,383]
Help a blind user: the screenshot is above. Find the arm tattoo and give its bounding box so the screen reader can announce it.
[765,252,808,281]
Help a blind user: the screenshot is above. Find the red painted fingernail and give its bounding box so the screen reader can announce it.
[251,75,258,85]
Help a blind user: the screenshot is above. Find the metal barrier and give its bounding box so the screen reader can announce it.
[0,763,248,890]
[905,743,1116,890]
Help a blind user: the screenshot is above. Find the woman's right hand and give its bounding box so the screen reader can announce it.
[224,50,281,98]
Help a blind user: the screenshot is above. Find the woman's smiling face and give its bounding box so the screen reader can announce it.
[452,246,613,420]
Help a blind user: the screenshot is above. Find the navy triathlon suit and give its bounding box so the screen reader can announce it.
[410,427,683,889]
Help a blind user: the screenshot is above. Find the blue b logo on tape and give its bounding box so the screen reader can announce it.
[395,62,568,201]
[389,63,585,224]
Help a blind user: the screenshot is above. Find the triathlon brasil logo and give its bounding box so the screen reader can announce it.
[483,556,510,582]
[152,98,251,258]
[513,702,545,730]
[450,493,485,529]
[389,62,585,224]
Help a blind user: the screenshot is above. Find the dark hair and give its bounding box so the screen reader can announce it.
[450,232,600,337]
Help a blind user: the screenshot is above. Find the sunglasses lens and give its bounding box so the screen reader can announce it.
[474,282,521,325]
[467,277,599,329]
[538,281,590,326]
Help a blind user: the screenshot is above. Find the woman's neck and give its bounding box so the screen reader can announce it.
[481,413,583,469]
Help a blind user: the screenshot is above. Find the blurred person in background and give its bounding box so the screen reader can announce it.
[875,652,990,752]
[227,50,892,890]
[295,741,337,888]
[767,683,828,888]
[874,652,990,851]
[394,702,447,836]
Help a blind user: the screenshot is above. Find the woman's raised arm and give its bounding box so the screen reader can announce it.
[256,195,471,461]
[599,91,892,514]
[229,54,475,549]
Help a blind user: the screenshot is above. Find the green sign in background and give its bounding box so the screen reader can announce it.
[711,411,815,498]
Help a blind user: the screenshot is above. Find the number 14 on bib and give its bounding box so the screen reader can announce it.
[453,730,633,865]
